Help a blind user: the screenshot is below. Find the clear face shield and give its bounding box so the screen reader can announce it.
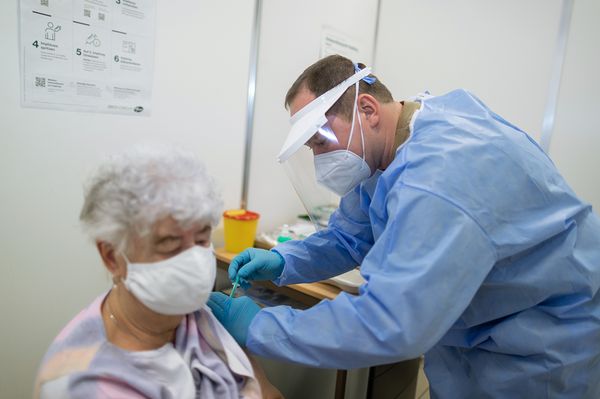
[278,66,373,229]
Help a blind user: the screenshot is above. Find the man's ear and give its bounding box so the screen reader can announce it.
[358,94,380,128]
[96,241,126,278]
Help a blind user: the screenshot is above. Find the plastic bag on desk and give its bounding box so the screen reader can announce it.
[258,220,317,247]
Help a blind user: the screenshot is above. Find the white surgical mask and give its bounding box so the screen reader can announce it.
[123,245,216,315]
[314,150,371,196]
[314,80,371,196]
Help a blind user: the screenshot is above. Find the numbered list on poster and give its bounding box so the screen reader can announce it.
[20,0,156,115]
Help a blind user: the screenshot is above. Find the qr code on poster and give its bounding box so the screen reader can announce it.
[84,8,91,17]
[35,77,46,87]
[40,0,49,6]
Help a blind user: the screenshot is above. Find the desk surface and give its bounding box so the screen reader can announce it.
[214,247,341,301]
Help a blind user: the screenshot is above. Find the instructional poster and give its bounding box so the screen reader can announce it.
[320,26,364,63]
[19,0,156,115]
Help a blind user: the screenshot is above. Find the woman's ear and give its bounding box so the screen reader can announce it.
[358,94,380,128]
[97,241,126,279]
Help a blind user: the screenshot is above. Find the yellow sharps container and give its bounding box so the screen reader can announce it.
[223,209,260,253]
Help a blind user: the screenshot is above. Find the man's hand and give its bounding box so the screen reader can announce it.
[228,248,285,289]
[207,292,260,347]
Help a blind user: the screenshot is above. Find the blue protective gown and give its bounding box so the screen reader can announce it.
[247,90,600,398]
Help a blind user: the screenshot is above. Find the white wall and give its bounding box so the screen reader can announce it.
[374,0,562,143]
[246,0,380,232]
[373,0,599,211]
[0,1,254,398]
[549,0,600,210]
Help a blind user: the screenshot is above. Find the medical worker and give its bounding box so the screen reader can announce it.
[208,55,600,398]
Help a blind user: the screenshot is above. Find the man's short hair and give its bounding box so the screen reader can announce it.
[285,55,394,121]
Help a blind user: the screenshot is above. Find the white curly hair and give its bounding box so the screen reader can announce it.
[79,145,223,250]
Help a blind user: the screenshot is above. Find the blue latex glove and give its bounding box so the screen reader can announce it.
[207,292,260,347]
[228,248,285,289]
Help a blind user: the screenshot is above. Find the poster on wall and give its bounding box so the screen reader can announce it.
[19,0,156,115]
[320,26,367,64]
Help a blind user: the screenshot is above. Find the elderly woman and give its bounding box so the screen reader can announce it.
[34,147,281,399]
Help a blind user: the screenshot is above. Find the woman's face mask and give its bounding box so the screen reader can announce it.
[122,244,216,315]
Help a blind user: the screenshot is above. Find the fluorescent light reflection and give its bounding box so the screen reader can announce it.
[318,125,338,143]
